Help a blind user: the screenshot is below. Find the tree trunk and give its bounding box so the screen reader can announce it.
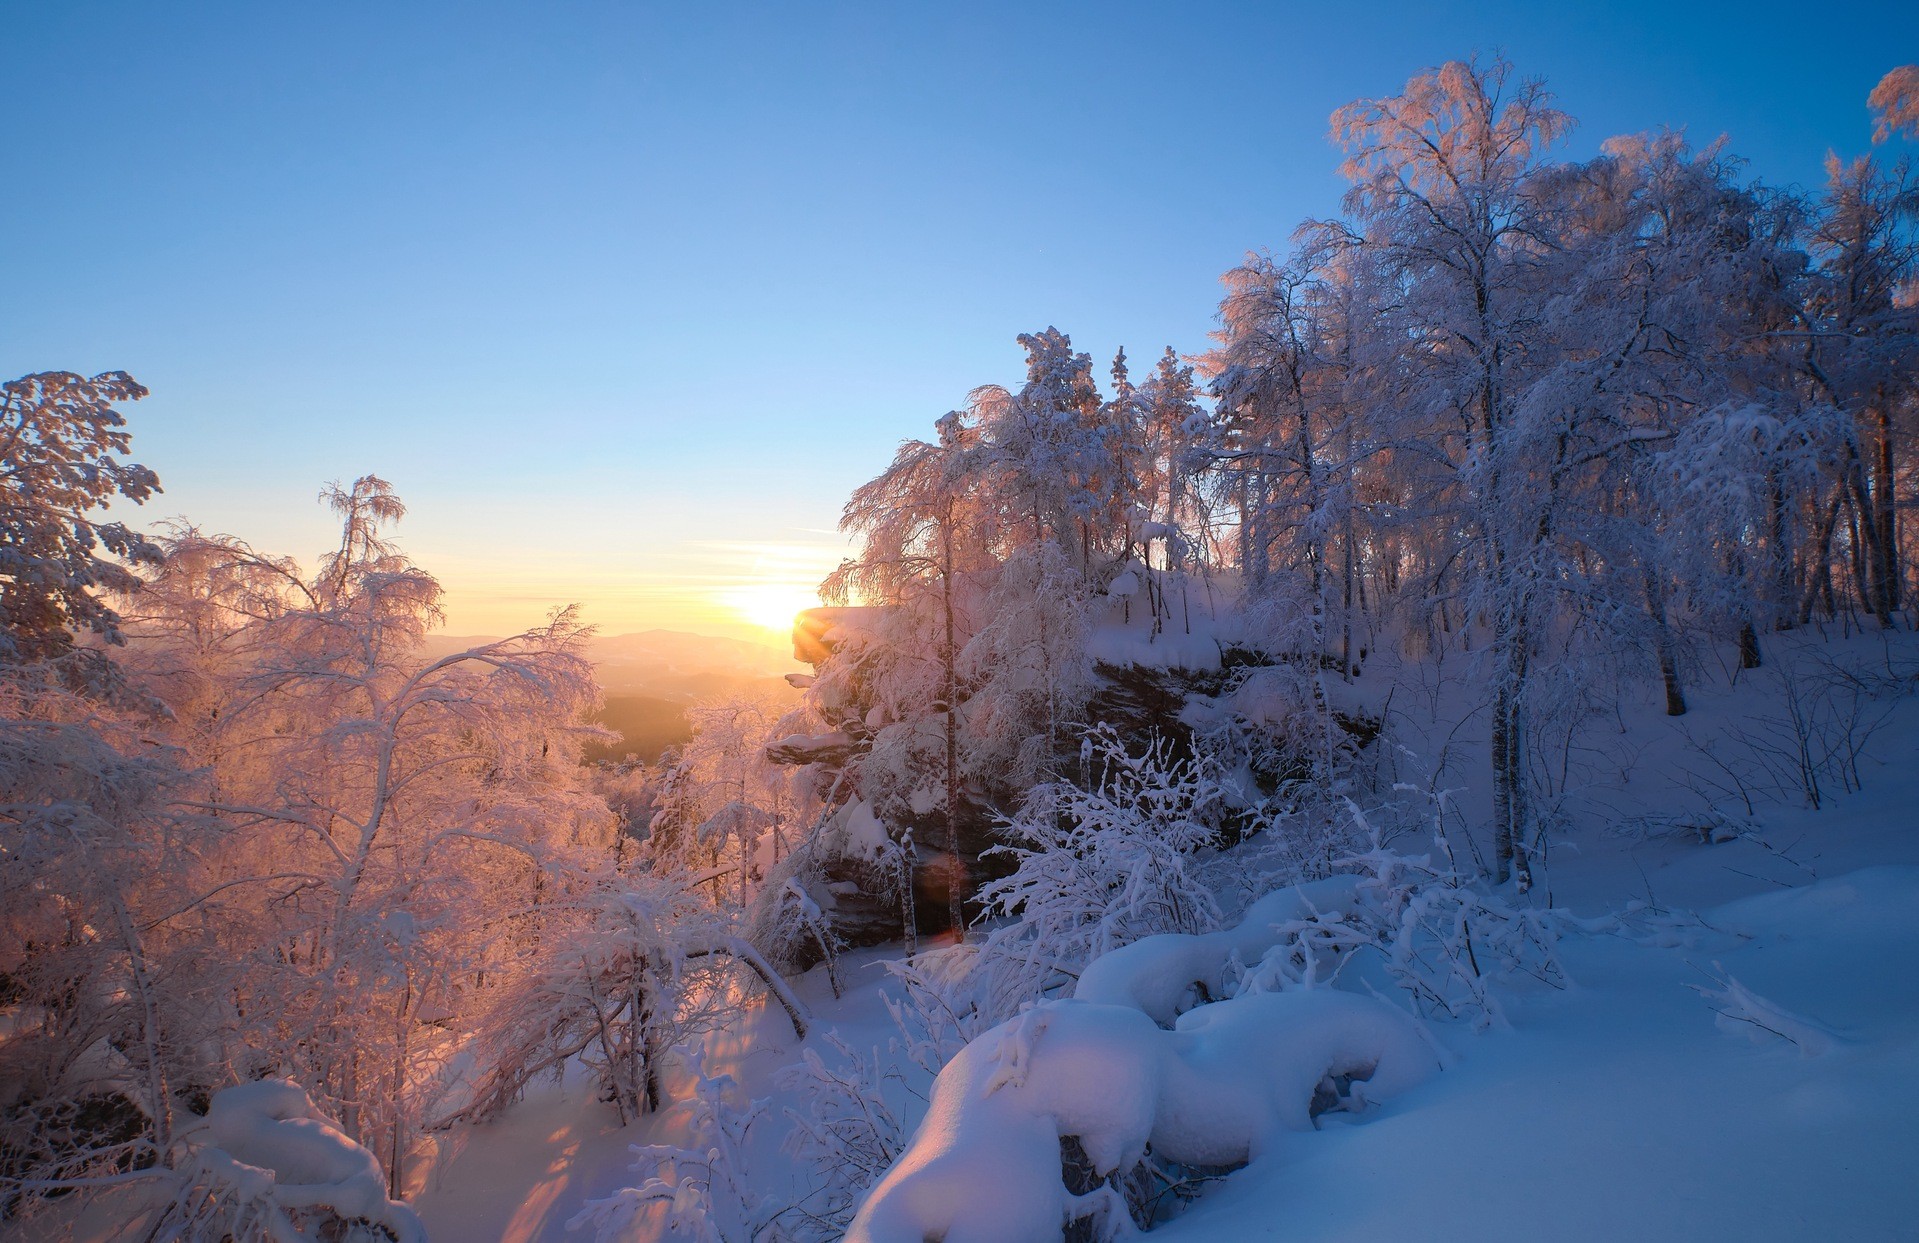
[1490,613,1532,892]
[1643,566,1687,716]
[388,972,411,1198]
[1491,680,1516,883]
[1800,486,1844,624]
[1845,491,1875,621]
[898,833,919,957]
[1767,467,1795,630]
[1872,393,1900,620]
[1844,454,1893,627]
[941,517,965,941]
[640,969,664,1113]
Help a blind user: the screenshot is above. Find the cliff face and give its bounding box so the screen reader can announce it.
[768,602,1381,949]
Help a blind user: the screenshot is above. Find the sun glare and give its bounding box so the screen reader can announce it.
[723,583,820,633]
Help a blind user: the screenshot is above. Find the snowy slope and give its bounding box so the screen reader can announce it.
[412,636,1919,1243]
[1156,867,1919,1241]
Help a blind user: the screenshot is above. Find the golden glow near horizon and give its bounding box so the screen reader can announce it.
[706,540,839,635]
[425,538,844,641]
[719,581,825,634]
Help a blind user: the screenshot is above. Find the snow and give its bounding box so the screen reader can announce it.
[201,1079,426,1243]
[847,990,1434,1242]
[408,950,891,1241]
[1085,622,1221,672]
[409,1061,643,1241]
[1084,602,1224,672]
[1073,876,1362,1024]
[407,634,1919,1243]
[850,1003,1166,1243]
[407,753,1919,1243]
[1150,865,1919,1241]
[765,729,856,766]
[1078,567,1228,671]
[824,797,892,863]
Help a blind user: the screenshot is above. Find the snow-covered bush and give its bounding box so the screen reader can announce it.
[453,872,808,1127]
[1676,650,1904,815]
[32,1074,424,1243]
[970,726,1225,1022]
[1245,832,1569,1030]
[776,1034,911,1240]
[846,804,1572,1239]
[763,943,991,1237]
[878,949,991,1079]
[569,1049,775,1243]
[770,934,1020,1239]
[1072,876,1365,1026]
[1165,793,1573,1031]
[1687,963,1848,1057]
[752,875,845,991]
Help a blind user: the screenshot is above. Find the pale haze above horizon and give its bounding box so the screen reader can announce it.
[5,0,1912,641]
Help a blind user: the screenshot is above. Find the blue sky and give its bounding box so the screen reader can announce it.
[4,1,1912,637]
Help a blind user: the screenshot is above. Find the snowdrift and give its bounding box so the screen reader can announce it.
[1073,875,1363,1024]
[847,988,1435,1242]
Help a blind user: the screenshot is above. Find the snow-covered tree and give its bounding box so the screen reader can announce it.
[0,371,162,662]
[0,665,204,1208]
[1870,65,1919,144]
[823,409,989,937]
[649,685,803,908]
[1794,150,1917,627]
[1327,57,1577,889]
[81,478,616,1199]
[455,870,807,1126]
[970,725,1224,1021]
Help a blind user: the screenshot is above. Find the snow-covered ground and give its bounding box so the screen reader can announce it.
[413,635,1919,1242]
[1156,864,1919,1241]
[410,949,908,1241]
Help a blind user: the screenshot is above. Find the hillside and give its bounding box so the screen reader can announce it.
[408,630,1919,1241]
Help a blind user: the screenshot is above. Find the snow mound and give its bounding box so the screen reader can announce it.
[1710,865,1919,939]
[1074,876,1362,1024]
[198,1078,425,1243]
[846,988,1435,1242]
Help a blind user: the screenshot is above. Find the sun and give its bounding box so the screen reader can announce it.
[722,582,821,634]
